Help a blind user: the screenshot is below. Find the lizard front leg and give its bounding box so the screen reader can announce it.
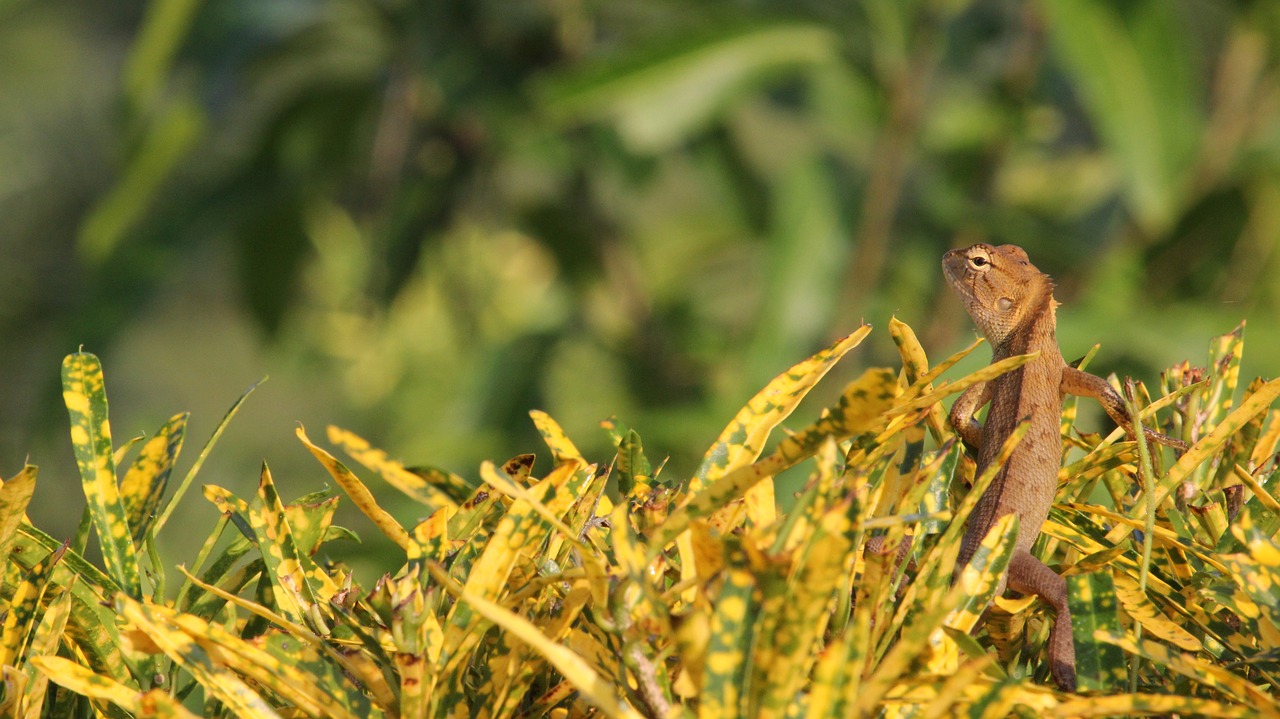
[948,381,992,456]
[1006,549,1076,692]
[1060,367,1188,451]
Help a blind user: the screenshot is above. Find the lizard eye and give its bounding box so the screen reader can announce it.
[968,255,989,269]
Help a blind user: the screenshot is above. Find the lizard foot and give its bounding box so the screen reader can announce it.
[1048,612,1077,692]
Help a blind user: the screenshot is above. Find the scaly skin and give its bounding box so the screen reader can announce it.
[943,243,1186,691]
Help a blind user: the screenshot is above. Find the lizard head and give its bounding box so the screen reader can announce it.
[942,243,1055,347]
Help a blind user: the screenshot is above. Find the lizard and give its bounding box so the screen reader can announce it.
[942,243,1187,691]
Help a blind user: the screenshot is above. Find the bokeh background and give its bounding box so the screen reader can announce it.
[4,0,1279,581]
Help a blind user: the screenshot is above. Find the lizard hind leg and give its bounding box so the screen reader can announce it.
[1006,550,1077,692]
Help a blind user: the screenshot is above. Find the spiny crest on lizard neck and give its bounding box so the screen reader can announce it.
[942,243,1058,349]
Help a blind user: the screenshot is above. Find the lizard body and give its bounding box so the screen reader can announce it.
[942,243,1186,691]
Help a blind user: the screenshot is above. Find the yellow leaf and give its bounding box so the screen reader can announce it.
[326,426,460,510]
[425,563,645,719]
[691,324,872,493]
[1051,694,1256,719]
[1112,573,1201,651]
[31,656,140,711]
[297,426,411,550]
[119,412,187,543]
[655,366,898,556]
[0,466,37,565]
[61,352,142,599]
[115,597,284,719]
[1096,629,1278,709]
[1107,377,1280,545]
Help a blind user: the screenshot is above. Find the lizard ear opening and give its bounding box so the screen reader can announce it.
[996,297,1014,312]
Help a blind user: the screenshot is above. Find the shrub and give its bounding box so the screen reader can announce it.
[2,320,1278,717]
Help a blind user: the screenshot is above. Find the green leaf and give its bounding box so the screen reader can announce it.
[122,0,201,112]
[745,156,848,389]
[1041,0,1202,234]
[542,23,840,153]
[153,377,264,535]
[77,97,205,262]
[615,429,653,502]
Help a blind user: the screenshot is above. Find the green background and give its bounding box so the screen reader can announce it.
[2,0,1278,581]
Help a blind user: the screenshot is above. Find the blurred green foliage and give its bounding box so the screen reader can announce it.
[3,0,1280,572]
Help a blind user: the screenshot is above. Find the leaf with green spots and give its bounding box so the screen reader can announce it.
[888,315,949,442]
[0,541,68,670]
[885,350,1038,420]
[545,462,610,566]
[803,626,863,719]
[1250,410,1280,470]
[654,366,898,556]
[17,584,73,719]
[698,544,758,719]
[61,351,142,599]
[248,462,339,628]
[1203,321,1245,434]
[530,409,586,465]
[137,688,205,719]
[117,595,354,719]
[434,460,589,708]
[1068,571,1127,691]
[947,513,1019,637]
[1054,693,1257,718]
[490,587,593,719]
[1217,512,1280,635]
[119,412,187,545]
[241,629,377,719]
[692,324,872,494]
[8,523,134,686]
[384,565,433,719]
[284,491,341,557]
[753,498,856,719]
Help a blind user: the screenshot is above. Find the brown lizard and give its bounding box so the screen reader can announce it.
[943,243,1186,691]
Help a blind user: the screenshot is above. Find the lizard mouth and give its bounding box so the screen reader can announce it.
[941,251,977,293]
